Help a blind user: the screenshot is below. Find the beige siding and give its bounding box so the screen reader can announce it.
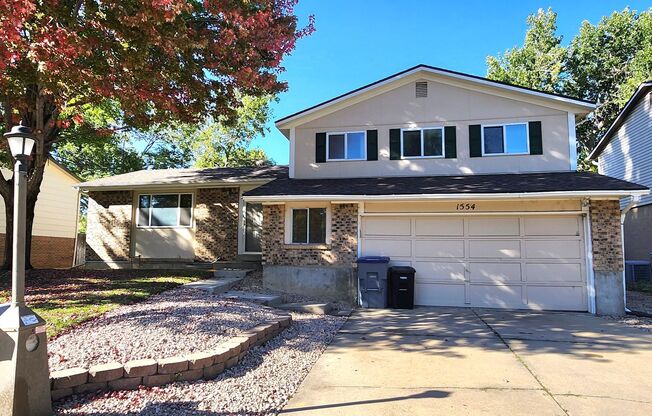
[293,79,572,179]
[0,160,79,239]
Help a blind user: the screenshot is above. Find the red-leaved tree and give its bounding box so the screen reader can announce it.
[0,0,312,269]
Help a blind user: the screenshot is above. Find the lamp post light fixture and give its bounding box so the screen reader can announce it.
[0,122,52,416]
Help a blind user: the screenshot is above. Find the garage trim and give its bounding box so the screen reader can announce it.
[358,211,595,313]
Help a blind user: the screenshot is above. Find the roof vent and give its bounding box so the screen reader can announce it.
[415,81,428,98]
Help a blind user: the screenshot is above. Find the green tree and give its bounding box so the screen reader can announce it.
[565,8,652,170]
[132,94,274,168]
[486,8,566,93]
[486,7,652,171]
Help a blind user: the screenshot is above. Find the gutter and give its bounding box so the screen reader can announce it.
[75,178,279,193]
[621,195,641,313]
[243,189,650,203]
[621,195,640,223]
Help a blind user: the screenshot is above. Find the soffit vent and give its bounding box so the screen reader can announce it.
[415,81,428,98]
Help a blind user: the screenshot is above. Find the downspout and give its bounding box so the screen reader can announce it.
[621,195,641,312]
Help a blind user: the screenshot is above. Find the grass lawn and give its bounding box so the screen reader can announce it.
[628,280,652,294]
[0,269,209,339]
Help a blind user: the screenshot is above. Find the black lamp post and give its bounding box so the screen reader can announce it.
[0,122,52,416]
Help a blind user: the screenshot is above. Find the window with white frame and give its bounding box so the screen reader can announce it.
[291,208,327,244]
[401,127,444,158]
[137,193,193,227]
[327,131,366,161]
[482,123,529,155]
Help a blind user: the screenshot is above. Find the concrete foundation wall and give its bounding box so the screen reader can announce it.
[263,265,356,303]
[593,271,625,316]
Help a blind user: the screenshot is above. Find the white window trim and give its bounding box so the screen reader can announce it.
[284,202,331,245]
[136,192,194,229]
[481,122,530,156]
[400,126,445,159]
[326,131,367,161]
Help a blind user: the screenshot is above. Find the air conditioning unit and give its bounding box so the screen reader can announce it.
[625,260,652,284]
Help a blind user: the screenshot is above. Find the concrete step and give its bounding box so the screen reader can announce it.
[214,261,261,271]
[184,277,243,294]
[236,253,262,262]
[221,291,283,307]
[277,302,334,315]
[213,269,254,279]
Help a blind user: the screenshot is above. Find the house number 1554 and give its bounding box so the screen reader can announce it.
[456,203,476,211]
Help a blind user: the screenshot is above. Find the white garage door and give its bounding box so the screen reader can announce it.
[361,215,588,311]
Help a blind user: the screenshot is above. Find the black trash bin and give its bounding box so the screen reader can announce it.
[356,256,390,308]
[388,266,415,309]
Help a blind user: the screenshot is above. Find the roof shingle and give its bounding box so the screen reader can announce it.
[77,165,288,189]
[244,172,647,198]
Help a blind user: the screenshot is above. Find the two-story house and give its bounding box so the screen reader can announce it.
[78,65,648,315]
[589,81,652,262]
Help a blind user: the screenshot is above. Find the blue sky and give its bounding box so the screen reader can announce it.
[249,0,651,165]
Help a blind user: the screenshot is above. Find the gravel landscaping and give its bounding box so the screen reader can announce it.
[48,286,283,371]
[53,311,345,415]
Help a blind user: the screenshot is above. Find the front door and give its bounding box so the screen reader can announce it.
[244,202,263,253]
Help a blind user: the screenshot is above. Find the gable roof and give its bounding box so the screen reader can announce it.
[275,64,596,131]
[588,81,652,160]
[47,157,82,182]
[76,165,288,191]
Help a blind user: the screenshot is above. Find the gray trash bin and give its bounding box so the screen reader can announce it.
[357,256,390,308]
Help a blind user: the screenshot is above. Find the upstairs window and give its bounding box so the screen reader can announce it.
[291,208,326,244]
[482,123,529,155]
[401,127,444,158]
[137,193,193,227]
[327,131,366,161]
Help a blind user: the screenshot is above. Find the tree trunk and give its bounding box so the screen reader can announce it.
[0,164,45,271]
[1,189,13,270]
[24,171,46,270]
[1,87,58,271]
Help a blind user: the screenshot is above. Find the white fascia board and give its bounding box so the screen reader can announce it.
[568,112,578,171]
[242,189,649,203]
[275,66,596,129]
[76,179,275,192]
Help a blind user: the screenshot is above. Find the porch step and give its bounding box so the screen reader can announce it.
[184,277,243,294]
[214,260,261,271]
[213,269,254,279]
[237,253,262,262]
[221,291,283,307]
[277,302,334,315]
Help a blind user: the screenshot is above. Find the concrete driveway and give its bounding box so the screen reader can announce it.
[280,308,652,416]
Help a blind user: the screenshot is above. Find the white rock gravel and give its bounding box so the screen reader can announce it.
[54,311,345,415]
[48,286,282,371]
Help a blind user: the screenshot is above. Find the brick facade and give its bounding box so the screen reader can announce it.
[590,199,624,272]
[86,191,133,262]
[262,203,358,267]
[193,188,239,262]
[0,234,75,268]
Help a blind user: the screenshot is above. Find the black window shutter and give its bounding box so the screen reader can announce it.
[528,121,543,155]
[444,126,457,159]
[366,130,378,161]
[315,132,326,163]
[389,129,401,160]
[469,125,482,157]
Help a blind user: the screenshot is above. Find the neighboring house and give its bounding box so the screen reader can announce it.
[0,158,81,268]
[589,81,652,262]
[77,65,648,315]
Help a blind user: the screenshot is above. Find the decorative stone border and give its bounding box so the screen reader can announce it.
[49,316,292,401]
